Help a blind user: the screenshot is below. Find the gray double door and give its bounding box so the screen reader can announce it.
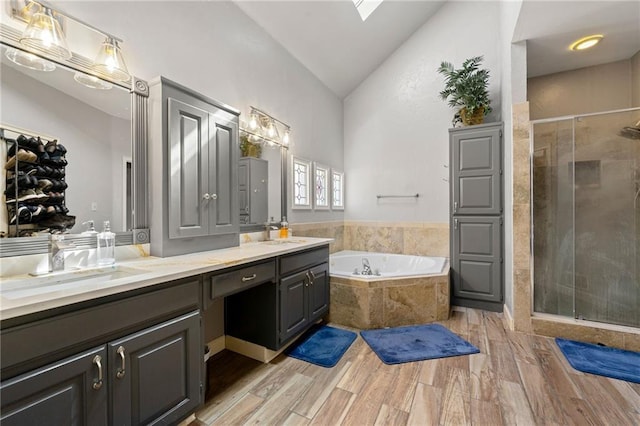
[450,122,504,312]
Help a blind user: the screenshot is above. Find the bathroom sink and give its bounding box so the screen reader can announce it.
[263,238,305,246]
[1,266,148,300]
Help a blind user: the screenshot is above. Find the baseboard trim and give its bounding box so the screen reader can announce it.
[452,297,503,312]
[204,335,226,362]
[225,335,296,363]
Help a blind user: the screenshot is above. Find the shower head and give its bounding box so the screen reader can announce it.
[620,119,640,140]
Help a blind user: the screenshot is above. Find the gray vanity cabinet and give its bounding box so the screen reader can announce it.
[450,122,504,312]
[239,157,268,225]
[109,311,201,425]
[279,270,310,342]
[149,77,240,257]
[0,346,108,426]
[452,216,503,304]
[224,245,330,351]
[0,278,202,425]
[451,124,502,215]
[279,250,330,343]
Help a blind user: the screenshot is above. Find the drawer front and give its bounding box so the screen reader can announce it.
[280,246,330,276]
[1,279,200,380]
[210,260,275,299]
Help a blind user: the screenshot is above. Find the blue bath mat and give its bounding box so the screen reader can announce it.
[556,338,640,383]
[360,323,479,365]
[286,325,357,368]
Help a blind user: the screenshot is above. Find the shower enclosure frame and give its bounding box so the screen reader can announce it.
[530,106,640,328]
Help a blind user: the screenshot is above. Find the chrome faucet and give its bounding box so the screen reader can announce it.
[362,258,372,275]
[263,223,278,241]
[49,234,75,272]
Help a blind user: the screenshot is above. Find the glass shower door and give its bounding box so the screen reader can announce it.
[573,110,640,327]
[532,119,575,318]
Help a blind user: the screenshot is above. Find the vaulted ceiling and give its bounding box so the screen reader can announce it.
[237,0,640,97]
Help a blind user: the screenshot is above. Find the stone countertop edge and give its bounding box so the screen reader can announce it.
[0,237,333,321]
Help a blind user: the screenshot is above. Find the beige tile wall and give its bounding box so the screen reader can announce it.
[512,102,533,333]
[291,221,449,257]
[329,274,450,330]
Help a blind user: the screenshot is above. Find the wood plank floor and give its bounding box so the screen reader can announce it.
[191,308,640,425]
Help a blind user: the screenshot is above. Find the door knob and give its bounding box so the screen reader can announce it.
[211,193,218,200]
[202,193,211,200]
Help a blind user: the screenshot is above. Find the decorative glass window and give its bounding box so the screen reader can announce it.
[331,170,344,210]
[314,163,330,209]
[292,157,312,209]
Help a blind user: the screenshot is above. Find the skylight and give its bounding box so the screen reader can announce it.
[352,0,384,21]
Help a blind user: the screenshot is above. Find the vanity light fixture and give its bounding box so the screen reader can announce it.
[249,112,259,130]
[19,6,71,60]
[8,0,131,84]
[92,37,130,83]
[73,71,113,90]
[240,107,291,148]
[569,34,603,51]
[5,47,55,71]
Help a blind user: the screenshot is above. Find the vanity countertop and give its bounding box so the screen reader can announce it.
[0,237,332,321]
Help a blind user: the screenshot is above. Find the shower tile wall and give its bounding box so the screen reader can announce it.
[573,113,639,327]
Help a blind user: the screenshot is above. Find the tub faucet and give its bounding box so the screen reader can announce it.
[49,234,75,272]
[362,258,373,275]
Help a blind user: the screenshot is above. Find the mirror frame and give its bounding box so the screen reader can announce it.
[0,24,149,257]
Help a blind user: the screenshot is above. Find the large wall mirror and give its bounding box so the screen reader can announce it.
[238,143,287,232]
[0,28,149,257]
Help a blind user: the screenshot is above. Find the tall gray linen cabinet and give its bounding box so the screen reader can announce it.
[449,122,504,312]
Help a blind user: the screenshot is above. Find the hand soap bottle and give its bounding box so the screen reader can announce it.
[279,216,289,239]
[97,220,115,266]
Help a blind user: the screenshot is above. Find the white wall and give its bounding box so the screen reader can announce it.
[56,1,344,225]
[343,1,502,222]
[500,0,525,316]
[1,64,130,233]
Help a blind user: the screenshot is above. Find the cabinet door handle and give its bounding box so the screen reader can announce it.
[309,270,315,285]
[211,193,218,200]
[241,274,257,282]
[454,218,458,230]
[202,193,211,201]
[92,355,103,390]
[454,201,458,212]
[116,346,126,379]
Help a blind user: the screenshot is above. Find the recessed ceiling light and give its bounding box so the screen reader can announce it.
[569,35,603,51]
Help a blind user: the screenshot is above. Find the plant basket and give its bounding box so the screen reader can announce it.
[460,107,485,126]
[240,135,262,158]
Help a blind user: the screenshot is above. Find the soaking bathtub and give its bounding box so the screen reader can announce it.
[329,250,450,329]
[330,250,446,278]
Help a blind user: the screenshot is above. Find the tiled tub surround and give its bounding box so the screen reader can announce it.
[292,221,451,329]
[291,221,449,257]
[329,265,450,329]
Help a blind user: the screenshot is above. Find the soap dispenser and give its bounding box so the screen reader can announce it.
[279,216,289,239]
[97,220,115,266]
